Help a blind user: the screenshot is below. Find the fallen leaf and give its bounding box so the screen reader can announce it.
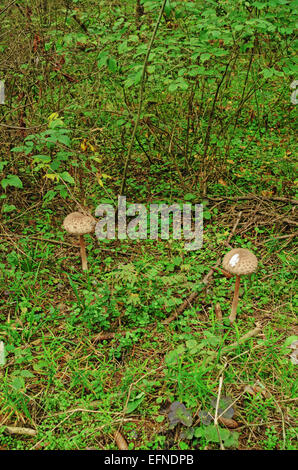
[114,431,128,450]
[218,416,239,429]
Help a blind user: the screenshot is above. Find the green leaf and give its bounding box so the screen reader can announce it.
[20,370,35,378]
[284,335,298,348]
[168,83,178,92]
[57,134,71,147]
[59,171,75,185]
[0,160,8,171]
[201,53,211,63]
[184,193,196,201]
[204,424,220,442]
[32,155,52,163]
[223,431,239,448]
[261,68,274,79]
[107,57,117,73]
[2,204,17,213]
[11,376,25,391]
[165,345,185,365]
[1,175,23,189]
[126,392,145,414]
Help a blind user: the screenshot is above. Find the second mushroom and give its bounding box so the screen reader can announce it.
[222,248,258,323]
[63,212,96,271]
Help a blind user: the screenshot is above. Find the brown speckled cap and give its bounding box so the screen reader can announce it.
[222,248,258,276]
[63,212,96,235]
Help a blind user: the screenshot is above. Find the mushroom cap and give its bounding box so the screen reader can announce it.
[222,248,258,276]
[63,212,96,235]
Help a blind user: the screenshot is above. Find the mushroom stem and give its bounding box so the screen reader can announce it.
[229,275,240,323]
[79,235,88,271]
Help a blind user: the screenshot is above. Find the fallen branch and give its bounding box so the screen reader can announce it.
[206,194,298,205]
[0,233,130,254]
[3,426,37,437]
[92,331,127,342]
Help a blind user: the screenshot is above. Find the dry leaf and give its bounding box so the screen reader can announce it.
[244,381,270,398]
[218,417,239,429]
[114,431,129,450]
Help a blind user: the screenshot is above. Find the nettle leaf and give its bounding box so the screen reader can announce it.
[11,376,25,391]
[261,68,274,79]
[223,430,239,448]
[2,204,17,213]
[167,402,193,429]
[185,339,205,355]
[1,174,23,190]
[283,335,298,348]
[56,134,71,147]
[59,171,75,185]
[204,424,220,442]
[0,160,8,171]
[204,331,221,347]
[165,344,185,365]
[32,155,52,163]
[180,427,195,440]
[200,424,239,448]
[184,193,196,201]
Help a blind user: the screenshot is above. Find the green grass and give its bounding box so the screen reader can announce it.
[0,211,297,450]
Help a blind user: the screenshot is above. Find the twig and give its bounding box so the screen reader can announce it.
[92,330,127,343]
[0,0,17,16]
[214,376,225,450]
[206,195,298,205]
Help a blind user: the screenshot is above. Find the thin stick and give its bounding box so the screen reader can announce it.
[206,195,298,205]
[214,376,225,450]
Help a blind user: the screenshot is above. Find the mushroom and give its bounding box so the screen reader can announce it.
[63,212,96,271]
[222,248,258,323]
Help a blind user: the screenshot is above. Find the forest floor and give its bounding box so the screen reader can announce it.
[0,0,297,451]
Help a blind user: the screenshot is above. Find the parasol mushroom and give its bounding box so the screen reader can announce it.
[63,212,96,271]
[222,248,258,323]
